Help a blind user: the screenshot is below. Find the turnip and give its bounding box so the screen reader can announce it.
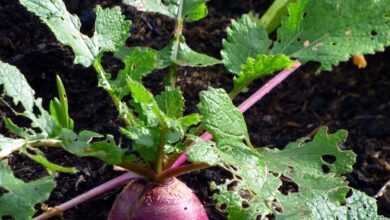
[108,178,208,220]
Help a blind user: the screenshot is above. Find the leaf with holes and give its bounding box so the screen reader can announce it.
[271,0,390,70]
[20,1,131,67]
[0,162,55,220]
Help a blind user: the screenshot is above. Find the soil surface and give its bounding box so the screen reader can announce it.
[0,0,389,219]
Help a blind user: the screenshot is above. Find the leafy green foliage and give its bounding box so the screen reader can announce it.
[222,14,271,74]
[223,0,390,73]
[19,0,131,67]
[197,88,249,142]
[0,162,55,220]
[61,130,128,165]
[188,87,386,220]
[159,38,221,68]
[0,61,58,139]
[156,87,185,118]
[232,54,294,94]
[271,0,390,70]
[115,47,160,81]
[123,0,208,22]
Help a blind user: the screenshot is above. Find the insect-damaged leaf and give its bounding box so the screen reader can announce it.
[20,1,131,67]
[0,162,55,220]
[271,0,390,70]
[187,88,378,219]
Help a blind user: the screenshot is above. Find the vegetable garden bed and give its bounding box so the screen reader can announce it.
[0,0,389,219]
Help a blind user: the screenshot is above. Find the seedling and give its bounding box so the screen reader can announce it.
[0,0,389,219]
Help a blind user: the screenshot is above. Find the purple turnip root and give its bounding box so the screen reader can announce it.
[108,178,209,220]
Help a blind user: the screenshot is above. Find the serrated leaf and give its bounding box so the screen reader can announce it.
[277,189,389,220]
[233,54,294,94]
[115,47,160,81]
[344,190,388,220]
[191,92,360,219]
[271,0,390,70]
[221,14,272,74]
[20,1,131,67]
[94,6,130,52]
[0,162,55,220]
[159,38,221,68]
[123,0,208,22]
[198,88,249,142]
[156,87,185,118]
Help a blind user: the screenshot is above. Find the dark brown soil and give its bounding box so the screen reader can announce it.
[0,0,389,219]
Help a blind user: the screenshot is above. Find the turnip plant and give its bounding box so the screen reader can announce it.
[1,0,390,219]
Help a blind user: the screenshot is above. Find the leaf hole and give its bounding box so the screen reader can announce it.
[241,201,250,209]
[371,30,378,36]
[278,176,299,195]
[321,164,330,173]
[227,180,239,191]
[239,189,253,200]
[322,154,336,164]
[219,203,227,211]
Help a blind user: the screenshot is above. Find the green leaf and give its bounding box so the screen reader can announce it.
[0,135,25,159]
[272,0,390,70]
[221,14,272,74]
[0,61,59,138]
[233,54,294,94]
[277,189,389,220]
[49,75,74,130]
[94,6,131,52]
[19,1,131,67]
[0,162,55,220]
[198,88,249,142]
[159,38,221,68]
[123,0,208,22]
[191,92,361,219]
[178,113,202,129]
[344,190,388,220]
[61,130,125,165]
[121,126,160,162]
[128,79,167,126]
[262,127,356,219]
[156,87,185,118]
[190,128,358,219]
[115,47,160,81]
[0,61,35,112]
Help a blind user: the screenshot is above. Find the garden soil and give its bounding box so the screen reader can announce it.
[0,0,389,219]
